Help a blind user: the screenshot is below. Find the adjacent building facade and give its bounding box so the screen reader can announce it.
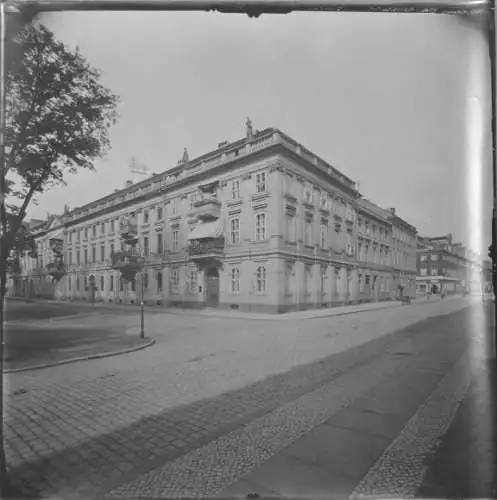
[416,234,483,294]
[10,122,419,313]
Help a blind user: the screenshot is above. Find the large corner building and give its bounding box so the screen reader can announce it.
[11,122,419,313]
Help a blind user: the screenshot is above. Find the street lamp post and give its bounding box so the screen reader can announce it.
[140,268,144,339]
[111,216,146,339]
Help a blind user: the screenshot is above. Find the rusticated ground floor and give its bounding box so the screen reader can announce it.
[8,254,417,314]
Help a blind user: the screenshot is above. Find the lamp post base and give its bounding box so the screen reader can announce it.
[140,300,145,339]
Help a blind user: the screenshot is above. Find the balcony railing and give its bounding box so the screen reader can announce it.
[192,196,221,221]
[111,250,144,269]
[47,261,66,282]
[189,238,225,257]
[111,250,145,282]
[119,219,138,243]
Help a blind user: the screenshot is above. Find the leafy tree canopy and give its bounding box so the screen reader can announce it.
[1,22,119,262]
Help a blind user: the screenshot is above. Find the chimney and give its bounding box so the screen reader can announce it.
[389,208,396,215]
[218,140,229,149]
[125,180,132,188]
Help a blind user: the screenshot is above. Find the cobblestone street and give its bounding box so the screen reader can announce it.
[4,297,485,498]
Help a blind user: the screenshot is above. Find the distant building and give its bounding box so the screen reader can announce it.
[11,122,419,312]
[356,199,417,301]
[416,234,483,294]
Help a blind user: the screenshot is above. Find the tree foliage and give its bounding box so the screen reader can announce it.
[1,22,119,267]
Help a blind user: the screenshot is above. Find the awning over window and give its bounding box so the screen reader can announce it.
[187,219,224,241]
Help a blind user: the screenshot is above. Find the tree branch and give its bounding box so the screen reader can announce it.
[3,170,47,252]
[5,43,43,176]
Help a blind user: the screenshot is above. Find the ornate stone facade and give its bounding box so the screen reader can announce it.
[11,124,419,312]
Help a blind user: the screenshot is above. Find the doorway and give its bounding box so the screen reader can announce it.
[205,267,220,307]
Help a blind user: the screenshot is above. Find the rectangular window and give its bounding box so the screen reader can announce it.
[92,246,96,263]
[305,265,312,294]
[421,268,427,276]
[188,265,198,293]
[230,266,240,295]
[109,275,114,292]
[305,220,313,246]
[77,251,80,265]
[157,206,163,220]
[101,222,105,234]
[100,276,104,291]
[69,252,73,266]
[255,172,267,193]
[144,272,148,290]
[84,249,88,265]
[256,265,267,293]
[76,276,80,290]
[157,233,163,254]
[286,214,296,242]
[320,265,327,294]
[143,237,149,256]
[131,276,136,292]
[157,271,163,292]
[110,243,115,256]
[172,229,179,250]
[120,277,124,291]
[144,210,149,224]
[231,180,240,200]
[320,223,327,249]
[100,245,105,262]
[431,265,438,275]
[84,228,88,239]
[171,268,180,286]
[320,194,328,209]
[111,220,115,232]
[171,199,177,215]
[431,254,438,261]
[304,187,312,204]
[255,213,266,241]
[230,218,240,245]
[93,225,96,237]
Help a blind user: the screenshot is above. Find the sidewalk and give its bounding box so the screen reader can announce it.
[104,304,475,499]
[6,293,460,322]
[417,301,497,498]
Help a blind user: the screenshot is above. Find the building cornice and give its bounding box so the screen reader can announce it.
[59,128,361,227]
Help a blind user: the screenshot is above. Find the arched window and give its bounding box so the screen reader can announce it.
[256,266,266,293]
[231,267,240,294]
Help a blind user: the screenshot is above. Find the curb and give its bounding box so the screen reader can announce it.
[4,338,156,374]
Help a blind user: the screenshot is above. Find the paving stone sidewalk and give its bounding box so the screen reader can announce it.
[5,305,474,499]
[6,292,466,322]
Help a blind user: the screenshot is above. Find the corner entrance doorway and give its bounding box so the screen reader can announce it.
[205,267,220,307]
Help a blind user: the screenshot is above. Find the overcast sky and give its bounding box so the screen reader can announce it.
[29,10,492,252]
